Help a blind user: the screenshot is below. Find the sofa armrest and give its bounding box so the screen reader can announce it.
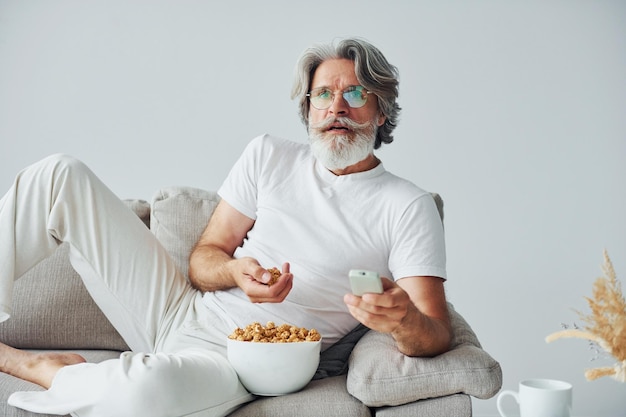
[346,304,502,407]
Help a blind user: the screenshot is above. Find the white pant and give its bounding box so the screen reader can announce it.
[0,154,253,417]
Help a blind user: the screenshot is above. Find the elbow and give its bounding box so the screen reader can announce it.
[187,249,208,292]
[395,318,453,358]
[399,337,451,358]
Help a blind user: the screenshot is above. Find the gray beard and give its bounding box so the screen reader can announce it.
[308,117,377,171]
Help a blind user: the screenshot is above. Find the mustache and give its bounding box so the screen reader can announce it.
[309,116,372,131]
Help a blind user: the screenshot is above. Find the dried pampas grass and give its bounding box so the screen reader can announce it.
[546,250,626,382]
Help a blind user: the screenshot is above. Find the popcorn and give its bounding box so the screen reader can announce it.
[229,321,321,343]
[266,267,281,286]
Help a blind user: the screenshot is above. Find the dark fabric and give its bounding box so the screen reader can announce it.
[313,324,369,380]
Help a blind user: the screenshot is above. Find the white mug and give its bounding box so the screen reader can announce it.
[497,378,573,417]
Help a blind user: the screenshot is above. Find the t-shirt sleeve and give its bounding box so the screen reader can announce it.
[217,135,267,220]
[388,193,447,280]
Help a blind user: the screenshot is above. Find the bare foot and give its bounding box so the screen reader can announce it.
[0,342,85,389]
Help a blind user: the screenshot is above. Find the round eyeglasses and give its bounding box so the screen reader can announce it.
[306,85,372,110]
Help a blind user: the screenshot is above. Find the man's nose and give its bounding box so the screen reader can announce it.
[328,93,349,115]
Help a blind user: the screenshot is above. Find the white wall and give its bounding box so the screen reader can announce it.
[1,1,625,415]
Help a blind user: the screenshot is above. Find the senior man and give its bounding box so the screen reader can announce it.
[0,37,451,417]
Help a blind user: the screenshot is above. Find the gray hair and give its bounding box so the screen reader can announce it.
[291,38,401,149]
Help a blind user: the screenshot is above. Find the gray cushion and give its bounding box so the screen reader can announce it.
[150,187,220,279]
[346,304,502,407]
[0,198,149,351]
[0,244,129,351]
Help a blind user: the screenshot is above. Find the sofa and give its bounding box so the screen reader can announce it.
[0,186,502,416]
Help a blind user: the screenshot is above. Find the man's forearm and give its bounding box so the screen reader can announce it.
[391,305,452,357]
[188,244,238,293]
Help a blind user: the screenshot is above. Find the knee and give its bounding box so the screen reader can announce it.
[42,153,88,174]
[32,154,95,187]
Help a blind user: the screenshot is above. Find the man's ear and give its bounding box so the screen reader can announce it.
[377,113,386,127]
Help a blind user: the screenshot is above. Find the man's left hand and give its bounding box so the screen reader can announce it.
[343,277,412,333]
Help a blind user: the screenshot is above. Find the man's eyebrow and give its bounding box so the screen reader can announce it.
[310,85,359,91]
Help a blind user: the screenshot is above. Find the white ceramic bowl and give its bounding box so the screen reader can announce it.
[227,338,322,396]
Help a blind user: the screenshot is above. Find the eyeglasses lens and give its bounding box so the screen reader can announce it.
[308,86,368,109]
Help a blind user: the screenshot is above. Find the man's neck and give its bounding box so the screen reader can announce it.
[328,154,380,176]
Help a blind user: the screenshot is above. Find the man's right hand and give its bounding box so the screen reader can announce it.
[232,259,293,303]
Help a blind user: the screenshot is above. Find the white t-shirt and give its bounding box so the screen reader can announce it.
[203,134,446,348]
